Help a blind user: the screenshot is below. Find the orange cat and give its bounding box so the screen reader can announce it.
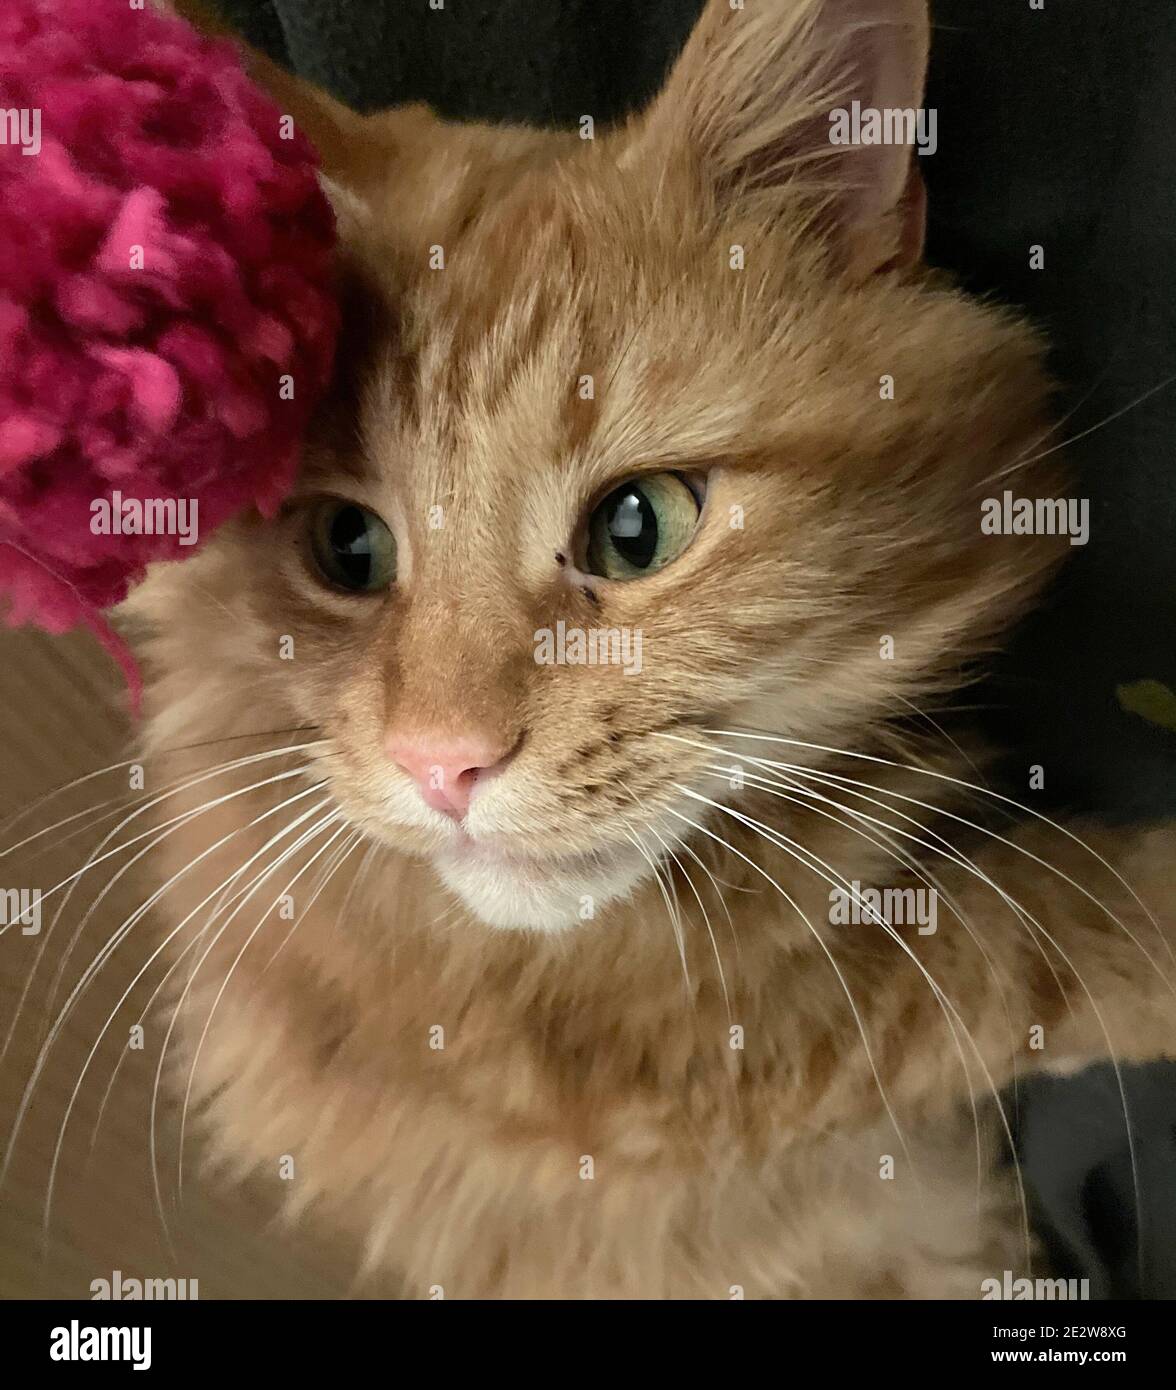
[120,0,1175,1297]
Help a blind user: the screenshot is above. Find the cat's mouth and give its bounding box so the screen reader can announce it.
[441,834,593,872]
[431,831,653,932]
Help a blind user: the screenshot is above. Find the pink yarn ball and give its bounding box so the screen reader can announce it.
[0,0,339,667]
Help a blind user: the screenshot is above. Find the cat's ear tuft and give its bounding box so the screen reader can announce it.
[318,174,371,242]
[626,0,931,276]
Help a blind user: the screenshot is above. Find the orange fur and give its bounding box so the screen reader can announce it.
[121,0,1176,1297]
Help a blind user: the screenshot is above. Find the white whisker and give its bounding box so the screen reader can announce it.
[661,798,921,1189]
[162,814,348,1221]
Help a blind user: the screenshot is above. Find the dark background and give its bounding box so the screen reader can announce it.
[205,0,1176,1297]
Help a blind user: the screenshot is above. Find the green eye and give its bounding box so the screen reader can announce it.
[585,473,701,580]
[309,500,397,593]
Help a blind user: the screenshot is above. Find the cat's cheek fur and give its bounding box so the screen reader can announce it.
[432,839,653,931]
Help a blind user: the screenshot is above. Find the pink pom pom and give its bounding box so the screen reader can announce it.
[0,0,339,697]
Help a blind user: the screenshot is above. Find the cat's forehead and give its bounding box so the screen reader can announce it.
[359,299,766,532]
[348,172,817,510]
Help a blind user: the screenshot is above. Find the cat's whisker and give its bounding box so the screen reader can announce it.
[0,761,156,853]
[85,800,338,1171]
[616,777,726,995]
[331,840,381,941]
[1,784,327,1200]
[752,653,1000,797]
[770,766,1153,1239]
[32,794,336,1246]
[171,806,347,1195]
[712,759,1025,1072]
[772,647,995,789]
[15,742,323,869]
[995,369,1110,482]
[0,724,321,852]
[697,718,1162,1198]
[695,738,1063,1016]
[660,798,921,1189]
[691,733,1073,1018]
[163,814,348,1222]
[428,898,466,931]
[258,826,363,976]
[3,750,269,867]
[699,760,1020,1013]
[6,788,155,865]
[671,780,1043,1261]
[663,824,742,954]
[985,369,1176,485]
[0,736,326,1032]
[617,778,733,973]
[890,692,990,788]
[795,757,1173,996]
[692,738,1153,1258]
[28,742,328,912]
[691,727,1176,977]
[620,825,692,998]
[695,759,1028,1238]
[153,811,343,1251]
[0,774,190,1069]
[37,757,324,1029]
[768,760,1063,988]
[648,820,731,1020]
[26,744,322,996]
[1,741,328,1067]
[677,782,985,1073]
[0,757,322,1074]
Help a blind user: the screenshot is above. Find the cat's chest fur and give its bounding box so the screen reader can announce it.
[164,831,1024,1298]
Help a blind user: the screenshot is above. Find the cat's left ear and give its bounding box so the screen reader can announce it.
[622,0,931,277]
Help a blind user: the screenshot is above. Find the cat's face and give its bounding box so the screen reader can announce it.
[131,0,1062,930]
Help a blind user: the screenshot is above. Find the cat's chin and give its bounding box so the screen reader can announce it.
[431,838,652,932]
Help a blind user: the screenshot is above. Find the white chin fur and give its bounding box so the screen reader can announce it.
[433,842,653,931]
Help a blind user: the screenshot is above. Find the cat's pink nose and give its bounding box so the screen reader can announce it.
[385,730,514,819]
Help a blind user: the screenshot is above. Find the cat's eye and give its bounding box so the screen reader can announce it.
[585,472,702,580]
[308,500,397,593]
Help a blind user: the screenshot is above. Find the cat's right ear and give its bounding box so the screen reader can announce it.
[622,0,931,277]
[242,52,381,213]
